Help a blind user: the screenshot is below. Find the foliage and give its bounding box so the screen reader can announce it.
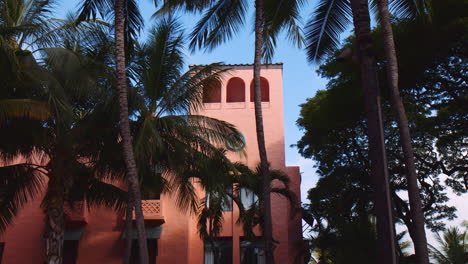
[304,0,433,63]
[0,11,128,233]
[297,0,467,249]
[155,0,304,62]
[128,16,244,214]
[308,213,377,264]
[197,162,298,242]
[429,226,468,264]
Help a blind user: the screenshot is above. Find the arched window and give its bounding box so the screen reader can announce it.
[203,80,221,103]
[226,77,245,102]
[250,77,270,102]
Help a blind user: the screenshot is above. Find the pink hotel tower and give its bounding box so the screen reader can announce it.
[0,64,305,264]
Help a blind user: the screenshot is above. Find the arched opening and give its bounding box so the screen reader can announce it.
[250,77,270,102]
[203,80,221,103]
[226,77,245,102]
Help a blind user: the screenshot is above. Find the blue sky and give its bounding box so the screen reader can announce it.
[56,0,466,246]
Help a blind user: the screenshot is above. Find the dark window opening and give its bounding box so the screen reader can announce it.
[226,78,245,102]
[203,80,222,103]
[141,191,161,200]
[63,240,79,264]
[0,242,4,264]
[240,239,265,264]
[204,238,232,264]
[250,77,270,102]
[130,239,158,264]
[206,187,233,212]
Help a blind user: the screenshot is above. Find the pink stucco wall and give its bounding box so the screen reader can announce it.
[193,64,302,264]
[0,64,303,264]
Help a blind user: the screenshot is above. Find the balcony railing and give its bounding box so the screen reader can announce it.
[64,201,87,228]
[132,200,165,226]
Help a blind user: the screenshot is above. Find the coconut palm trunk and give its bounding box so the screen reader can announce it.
[114,0,148,263]
[124,194,134,264]
[376,0,429,263]
[253,0,274,263]
[44,175,66,264]
[349,0,397,263]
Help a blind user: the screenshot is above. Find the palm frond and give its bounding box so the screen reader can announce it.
[269,168,291,187]
[135,16,185,104]
[189,0,249,52]
[236,204,258,239]
[429,227,468,264]
[305,0,352,63]
[41,47,96,95]
[197,196,224,240]
[0,36,20,79]
[263,0,305,62]
[157,63,227,115]
[389,0,432,21]
[271,187,298,216]
[0,99,50,122]
[77,0,143,45]
[0,0,58,49]
[172,174,199,214]
[154,0,211,14]
[0,163,45,233]
[77,0,114,22]
[84,179,127,213]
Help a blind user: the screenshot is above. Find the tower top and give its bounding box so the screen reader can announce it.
[189,63,283,69]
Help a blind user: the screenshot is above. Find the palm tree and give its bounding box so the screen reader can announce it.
[0,0,57,123]
[77,0,149,262]
[0,18,131,263]
[130,16,244,213]
[374,0,430,262]
[196,162,298,264]
[156,1,303,262]
[252,0,274,261]
[126,16,247,263]
[429,227,467,264]
[307,0,397,262]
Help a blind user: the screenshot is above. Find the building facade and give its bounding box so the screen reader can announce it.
[0,64,304,264]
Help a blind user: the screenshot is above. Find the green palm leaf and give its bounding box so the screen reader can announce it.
[188,0,248,52]
[304,0,352,63]
[0,163,44,233]
[429,227,468,264]
[262,0,305,62]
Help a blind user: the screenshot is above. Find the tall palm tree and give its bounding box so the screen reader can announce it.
[429,227,467,264]
[305,0,397,262]
[77,0,149,262]
[130,16,244,214]
[349,1,397,263]
[127,16,247,263]
[0,19,131,263]
[156,1,303,262]
[374,0,430,262]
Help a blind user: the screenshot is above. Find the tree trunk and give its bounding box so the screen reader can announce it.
[349,0,397,263]
[253,0,274,263]
[376,1,430,263]
[44,177,65,264]
[114,0,148,263]
[124,198,134,264]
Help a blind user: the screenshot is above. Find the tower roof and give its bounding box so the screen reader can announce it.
[189,63,283,68]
